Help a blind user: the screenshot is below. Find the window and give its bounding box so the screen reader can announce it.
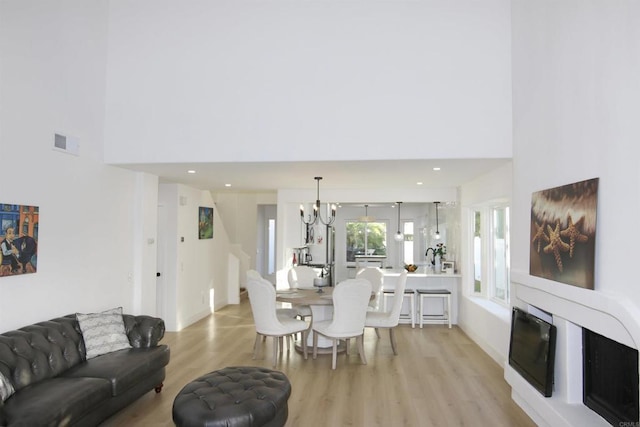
[402,221,414,265]
[492,207,510,302]
[469,204,510,304]
[345,221,387,262]
[267,219,276,275]
[473,210,482,293]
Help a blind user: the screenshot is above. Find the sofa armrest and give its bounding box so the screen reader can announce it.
[122,315,165,348]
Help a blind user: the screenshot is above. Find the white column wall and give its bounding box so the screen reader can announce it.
[510,2,640,425]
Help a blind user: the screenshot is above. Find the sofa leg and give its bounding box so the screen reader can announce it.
[155,383,164,393]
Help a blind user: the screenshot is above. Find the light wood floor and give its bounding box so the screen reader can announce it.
[101,300,535,427]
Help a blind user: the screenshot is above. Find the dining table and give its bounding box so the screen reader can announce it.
[276,287,373,354]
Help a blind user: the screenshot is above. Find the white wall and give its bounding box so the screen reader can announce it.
[103,0,512,165]
[458,162,513,365]
[213,192,277,270]
[0,1,511,337]
[510,1,640,425]
[0,0,227,335]
[158,184,229,331]
[0,1,154,331]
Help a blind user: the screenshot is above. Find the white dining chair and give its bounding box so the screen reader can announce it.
[287,265,318,289]
[356,267,384,311]
[308,279,372,370]
[287,266,319,319]
[364,271,408,355]
[247,269,297,319]
[246,277,310,367]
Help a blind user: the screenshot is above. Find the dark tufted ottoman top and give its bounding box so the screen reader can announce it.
[172,366,291,427]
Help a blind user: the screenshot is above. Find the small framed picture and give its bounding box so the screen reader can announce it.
[442,261,455,274]
[198,207,213,239]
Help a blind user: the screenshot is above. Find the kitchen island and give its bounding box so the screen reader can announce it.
[381,267,461,325]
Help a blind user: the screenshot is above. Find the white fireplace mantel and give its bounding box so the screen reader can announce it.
[507,270,640,427]
[511,270,639,349]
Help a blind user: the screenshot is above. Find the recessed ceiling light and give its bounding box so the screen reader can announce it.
[417,182,423,186]
[225,183,231,187]
[433,167,441,171]
[187,170,196,174]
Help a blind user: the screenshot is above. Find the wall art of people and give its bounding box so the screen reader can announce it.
[1,203,39,277]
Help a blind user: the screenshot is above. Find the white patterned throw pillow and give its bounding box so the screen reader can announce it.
[76,307,132,359]
[0,371,14,402]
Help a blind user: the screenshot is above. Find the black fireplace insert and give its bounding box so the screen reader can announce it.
[583,328,639,425]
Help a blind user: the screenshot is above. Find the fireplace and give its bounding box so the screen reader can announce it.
[509,272,640,427]
[583,328,639,425]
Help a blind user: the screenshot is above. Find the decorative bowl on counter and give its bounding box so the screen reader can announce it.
[404,264,418,272]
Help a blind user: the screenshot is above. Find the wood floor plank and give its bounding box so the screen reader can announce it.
[101,301,535,427]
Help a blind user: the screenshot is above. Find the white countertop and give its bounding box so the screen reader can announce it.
[382,267,461,278]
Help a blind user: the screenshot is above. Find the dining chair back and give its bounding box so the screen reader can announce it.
[246,269,262,281]
[246,277,309,367]
[329,279,373,337]
[246,269,296,319]
[309,279,372,369]
[364,271,408,355]
[286,266,318,320]
[287,266,318,290]
[356,267,384,311]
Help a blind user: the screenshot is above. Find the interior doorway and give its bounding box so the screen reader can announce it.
[156,204,166,319]
[258,205,277,283]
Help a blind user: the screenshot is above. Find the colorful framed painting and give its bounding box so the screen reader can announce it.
[1,203,39,277]
[529,178,598,289]
[198,207,213,239]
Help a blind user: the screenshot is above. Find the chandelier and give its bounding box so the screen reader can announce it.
[300,177,336,226]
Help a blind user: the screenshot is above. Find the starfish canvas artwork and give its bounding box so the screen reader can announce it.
[529,178,598,289]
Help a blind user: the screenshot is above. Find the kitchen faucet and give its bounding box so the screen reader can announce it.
[425,247,435,266]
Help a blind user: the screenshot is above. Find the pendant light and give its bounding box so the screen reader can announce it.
[394,202,404,242]
[434,201,441,239]
[358,204,375,222]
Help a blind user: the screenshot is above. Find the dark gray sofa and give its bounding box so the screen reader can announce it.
[0,313,170,426]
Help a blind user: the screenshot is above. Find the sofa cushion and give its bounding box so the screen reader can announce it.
[62,345,170,396]
[76,307,132,359]
[0,319,84,391]
[1,376,111,426]
[0,371,14,402]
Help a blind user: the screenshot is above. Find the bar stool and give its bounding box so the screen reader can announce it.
[417,289,451,328]
[382,289,415,328]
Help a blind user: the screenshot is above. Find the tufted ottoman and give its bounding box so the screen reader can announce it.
[172,366,291,427]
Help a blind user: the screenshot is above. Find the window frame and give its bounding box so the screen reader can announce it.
[467,202,510,306]
[344,219,389,264]
[399,220,415,266]
[490,205,510,304]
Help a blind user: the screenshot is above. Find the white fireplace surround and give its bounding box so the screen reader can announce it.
[506,270,640,427]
